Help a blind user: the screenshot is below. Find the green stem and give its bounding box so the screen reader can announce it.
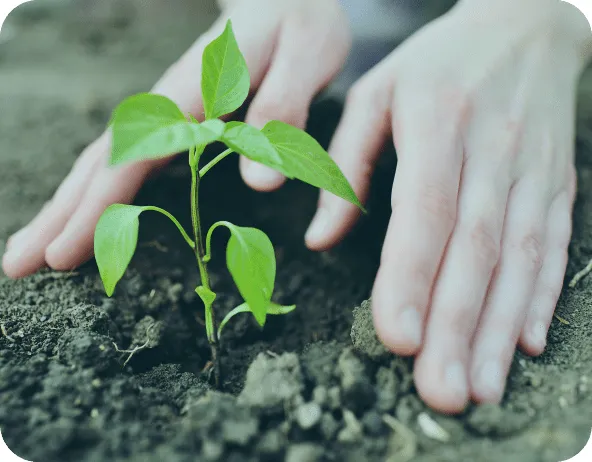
[143,206,195,250]
[190,146,221,387]
[199,148,234,178]
[202,220,231,263]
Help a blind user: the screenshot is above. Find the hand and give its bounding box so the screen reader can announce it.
[305,0,591,413]
[1,0,350,278]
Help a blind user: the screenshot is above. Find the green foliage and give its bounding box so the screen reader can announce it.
[201,20,250,120]
[218,302,295,338]
[207,222,276,327]
[95,204,194,296]
[263,121,363,208]
[95,204,143,297]
[110,93,224,165]
[221,121,283,170]
[96,21,365,368]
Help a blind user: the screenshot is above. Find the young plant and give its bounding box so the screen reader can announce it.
[94,20,363,385]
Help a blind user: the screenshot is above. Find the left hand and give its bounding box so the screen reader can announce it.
[297,0,591,413]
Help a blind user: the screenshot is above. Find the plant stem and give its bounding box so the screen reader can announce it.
[143,206,195,249]
[199,148,234,178]
[190,147,221,388]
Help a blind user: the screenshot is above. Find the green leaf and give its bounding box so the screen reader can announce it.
[262,121,363,208]
[206,221,276,326]
[94,204,145,296]
[110,93,224,165]
[222,122,284,171]
[218,302,295,338]
[201,20,250,120]
[95,204,194,296]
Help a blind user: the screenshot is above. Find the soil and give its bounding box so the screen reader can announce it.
[1,1,592,461]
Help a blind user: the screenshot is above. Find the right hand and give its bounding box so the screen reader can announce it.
[2,0,351,278]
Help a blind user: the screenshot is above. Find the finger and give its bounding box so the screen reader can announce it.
[371,88,464,358]
[2,135,108,278]
[470,177,549,404]
[241,15,350,191]
[44,158,155,270]
[519,188,573,355]
[413,163,510,413]
[305,65,392,250]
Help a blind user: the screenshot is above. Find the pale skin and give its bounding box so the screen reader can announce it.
[3,0,592,414]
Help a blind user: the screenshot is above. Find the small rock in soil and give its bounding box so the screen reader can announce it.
[56,328,118,374]
[312,385,327,407]
[396,394,426,425]
[320,412,340,440]
[256,429,287,456]
[338,409,364,443]
[295,402,322,430]
[131,315,163,349]
[182,391,258,449]
[376,366,400,412]
[362,410,386,436]
[301,341,341,386]
[466,403,533,437]
[285,443,324,462]
[337,347,375,414]
[351,299,390,360]
[327,386,342,410]
[238,352,304,413]
[63,303,114,335]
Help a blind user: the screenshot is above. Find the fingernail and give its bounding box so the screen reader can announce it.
[399,306,422,348]
[445,360,468,397]
[305,208,330,243]
[530,322,547,349]
[477,360,504,402]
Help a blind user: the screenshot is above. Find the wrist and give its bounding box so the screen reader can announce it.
[455,0,592,67]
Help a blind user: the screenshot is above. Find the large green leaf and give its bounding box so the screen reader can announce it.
[94,204,145,296]
[95,204,193,296]
[262,121,363,208]
[218,302,295,338]
[222,122,284,170]
[201,20,250,120]
[110,93,224,165]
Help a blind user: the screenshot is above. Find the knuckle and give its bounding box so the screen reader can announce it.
[518,231,544,272]
[469,219,501,268]
[415,183,456,228]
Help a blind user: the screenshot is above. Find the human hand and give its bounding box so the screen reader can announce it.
[1,0,350,278]
[305,0,592,413]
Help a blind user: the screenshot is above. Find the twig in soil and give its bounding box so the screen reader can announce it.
[383,414,417,462]
[1,324,15,343]
[554,314,570,325]
[266,350,279,358]
[112,325,156,367]
[569,257,592,288]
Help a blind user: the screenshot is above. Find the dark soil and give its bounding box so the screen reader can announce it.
[1,1,591,461]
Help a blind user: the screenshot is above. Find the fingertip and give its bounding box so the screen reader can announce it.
[415,356,470,414]
[240,158,285,192]
[518,322,547,357]
[470,360,505,405]
[45,235,89,272]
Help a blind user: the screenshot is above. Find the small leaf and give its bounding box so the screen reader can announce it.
[110,93,223,165]
[262,121,363,208]
[218,302,295,338]
[94,204,145,296]
[201,20,250,120]
[95,204,193,296]
[222,122,284,170]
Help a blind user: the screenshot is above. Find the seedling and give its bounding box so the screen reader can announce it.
[94,20,363,385]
